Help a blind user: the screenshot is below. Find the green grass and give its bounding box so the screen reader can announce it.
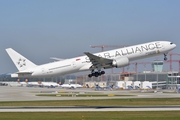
[0,111,180,120]
[0,98,180,119]
[0,98,180,106]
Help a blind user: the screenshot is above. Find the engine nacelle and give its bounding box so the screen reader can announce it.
[112,57,129,68]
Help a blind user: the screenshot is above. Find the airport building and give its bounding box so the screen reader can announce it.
[83,60,180,89]
[152,60,164,72]
[81,71,180,90]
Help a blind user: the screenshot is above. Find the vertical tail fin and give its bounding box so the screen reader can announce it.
[6,48,37,71]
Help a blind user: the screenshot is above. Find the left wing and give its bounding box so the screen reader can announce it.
[84,52,113,69]
[50,57,66,61]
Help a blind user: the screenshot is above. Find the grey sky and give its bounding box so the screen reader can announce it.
[0,0,180,73]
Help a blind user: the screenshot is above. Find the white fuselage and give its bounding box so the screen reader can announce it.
[14,41,176,78]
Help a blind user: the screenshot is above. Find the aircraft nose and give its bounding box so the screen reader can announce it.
[170,42,176,49]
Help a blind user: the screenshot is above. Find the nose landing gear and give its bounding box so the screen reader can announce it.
[164,54,167,61]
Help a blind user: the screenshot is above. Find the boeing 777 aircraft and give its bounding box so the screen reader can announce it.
[6,41,176,78]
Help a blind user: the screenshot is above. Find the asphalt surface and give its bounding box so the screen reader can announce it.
[0,86,180,112]
[0,106,180,112]
[0,86,180,101]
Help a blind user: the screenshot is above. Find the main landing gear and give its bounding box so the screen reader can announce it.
[164,53,167,61]
[88,71,105,78]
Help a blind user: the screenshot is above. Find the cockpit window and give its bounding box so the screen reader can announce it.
[170,42,173,45]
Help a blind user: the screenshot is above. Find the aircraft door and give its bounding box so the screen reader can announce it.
[72,61,76,68]
[42,68,48,74]
[161,42,165,50]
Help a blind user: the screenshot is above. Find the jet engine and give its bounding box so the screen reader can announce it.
[112,56,129,68]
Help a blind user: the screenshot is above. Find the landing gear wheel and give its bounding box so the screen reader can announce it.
[88,74,92,78]
[164,54,167,61]
[95,72,99,77]
[101,71,105,75]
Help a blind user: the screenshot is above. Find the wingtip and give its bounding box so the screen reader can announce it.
[5,48,12,50]
[5,48,12,52]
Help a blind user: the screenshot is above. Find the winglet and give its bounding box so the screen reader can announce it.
[84,52,96,58]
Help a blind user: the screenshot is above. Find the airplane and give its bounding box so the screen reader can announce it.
[60,84,83,89]
[42,82,60,87]
[6,41,176,78]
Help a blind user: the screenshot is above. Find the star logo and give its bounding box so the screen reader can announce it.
[17,58,26,67]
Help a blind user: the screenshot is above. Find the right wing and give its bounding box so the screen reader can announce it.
[84,52,113,69]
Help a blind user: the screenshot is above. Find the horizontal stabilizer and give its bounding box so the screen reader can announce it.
[16,71,33,74]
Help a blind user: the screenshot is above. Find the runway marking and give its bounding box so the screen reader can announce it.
[0,106,180,112]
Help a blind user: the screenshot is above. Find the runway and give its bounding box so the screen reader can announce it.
[0,86,180,112]
[0,86,180,101]
[0,106,180,112]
